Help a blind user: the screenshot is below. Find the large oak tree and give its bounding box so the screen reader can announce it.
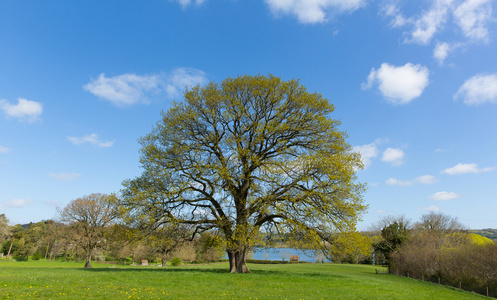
[120,75,366,273]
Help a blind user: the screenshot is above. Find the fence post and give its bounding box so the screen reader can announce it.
[487,287,489,297]
[438,278,441,285]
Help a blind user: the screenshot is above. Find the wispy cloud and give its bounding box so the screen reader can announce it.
[68,133,115,148]
[384,0,493,43]
[453,0,493,41]
[44,199,61,207]
[386,175,437,186]
[84,68,208,107]
[0,145,10,154]
[430,191,460,201]
[0,198,35,209]
[386,178,412,186]
[454,73,497,105]
[171,0,206,9]
[420,205,440,212]
[264,0,367,24]
[382,0,493,61]
[84,73,160,106]
[414,175,438,184]
[362,63,429,105]
[0,98,43,122]
[47,172,82,181]
[442,163,496,175]
[353,139,387,168]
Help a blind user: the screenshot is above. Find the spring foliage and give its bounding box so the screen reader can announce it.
[120,74,366,273]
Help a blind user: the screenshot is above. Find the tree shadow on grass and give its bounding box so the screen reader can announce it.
[81,266,346,279]
[81,266,286,276]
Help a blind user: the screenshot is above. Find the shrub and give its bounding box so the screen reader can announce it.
[14,251,28,261]
[171,257,182,266]
[31,249,43,260]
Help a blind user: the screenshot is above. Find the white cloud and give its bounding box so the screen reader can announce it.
[454,74,497,105]
[0,145,10,154]
[421,205,441,212]
[409,0,452,45]
[386,174,437,186]
[362,63,429,105]
[453,0,492,41]
[68,133,115,148]
[353,142,380,168]
[164,68,209,98]
[381,147,404,166]
[415,175,438,184]
[442,163,496,175]
[84,68,207,107]
[84,73,160,107]
[264,0,367,24]
[386,177,412,186]
[430,191,460,201]
[0,98,43,122]
[1,198,35,208]
[47,172,82,181]
[433,42,451,64]
[382,0,493,60]
[172,0,206,9]
[381,1,407,27]
[383,0,492,43]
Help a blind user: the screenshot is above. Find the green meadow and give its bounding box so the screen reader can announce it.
[0,260,486,299]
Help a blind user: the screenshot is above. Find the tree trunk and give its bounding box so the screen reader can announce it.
[235,246,251,273]
[84,251,92,268]
[228,250,236,273]
[50,240,56,260]
[227,246,251,273]
[44,242,50,260]
[6,237,13,258]
[84,245,93,268]
[161,249,168,267]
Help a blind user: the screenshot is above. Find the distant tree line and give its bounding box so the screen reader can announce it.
[0,195,225,267]
[372,212,497,298]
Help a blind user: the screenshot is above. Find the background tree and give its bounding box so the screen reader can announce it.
[146,224,190,266]
[59,193,118,268]
[325,231,372,263]
[120,74,366,273]
[373,216,411,264]
[0,214,9,245]
[1,224,24,258]
[194,232,224,263]
[389,212,496,297]
[106,224,143,264]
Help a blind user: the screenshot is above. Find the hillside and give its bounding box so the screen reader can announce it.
[470,229,497,243]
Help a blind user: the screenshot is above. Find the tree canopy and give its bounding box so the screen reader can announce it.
[120,74,366,273]
[59,193,118,268]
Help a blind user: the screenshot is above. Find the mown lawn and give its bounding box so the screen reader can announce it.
[0,260,486,299]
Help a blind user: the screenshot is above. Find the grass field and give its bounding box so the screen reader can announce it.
[0,260,487,299]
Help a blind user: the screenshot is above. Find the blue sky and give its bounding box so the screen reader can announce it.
[1,0,496,230]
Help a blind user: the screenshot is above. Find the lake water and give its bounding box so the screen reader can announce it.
[248,248,330,263]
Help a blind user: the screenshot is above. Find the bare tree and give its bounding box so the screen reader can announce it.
[58,193,118,268]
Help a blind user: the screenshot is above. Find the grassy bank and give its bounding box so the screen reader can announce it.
[0,260,486,299]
